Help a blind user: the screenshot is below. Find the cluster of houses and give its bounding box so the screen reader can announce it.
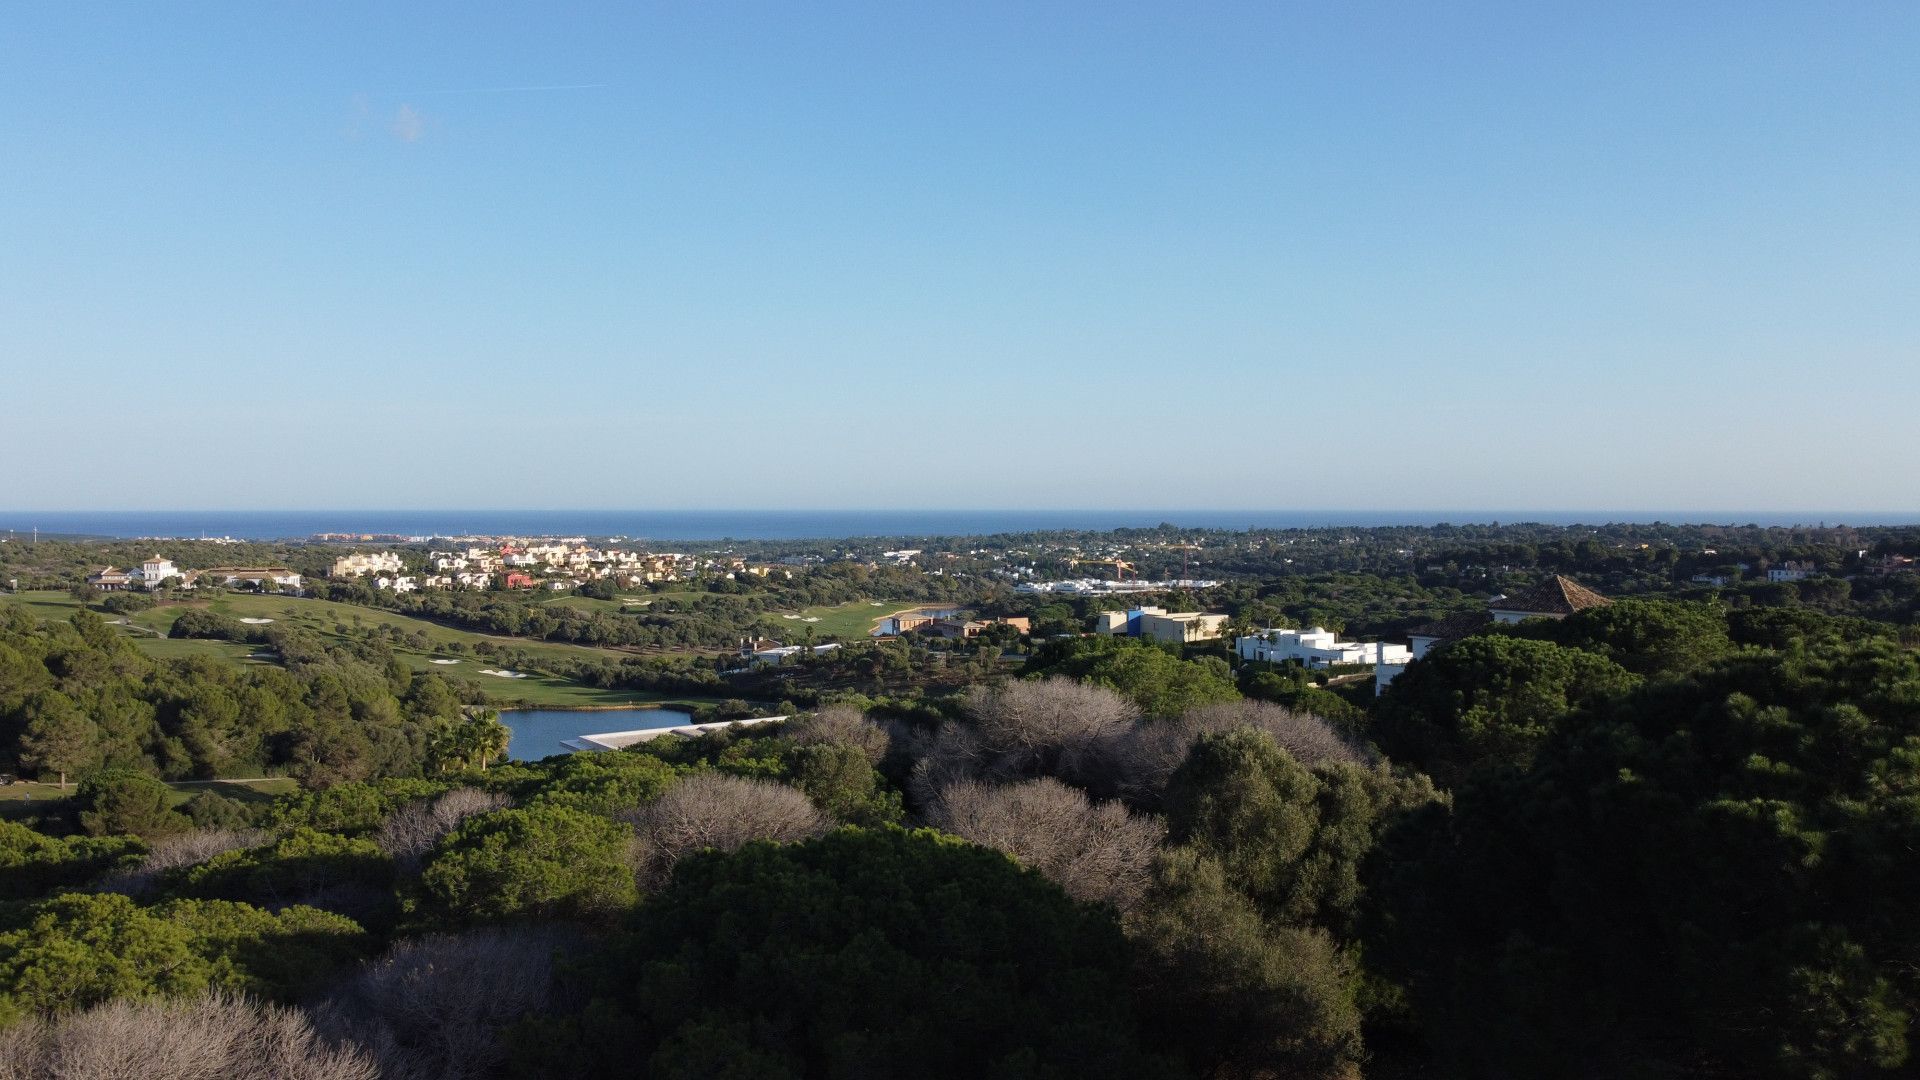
[325,544,704,593]
[1018,577,1222,595]
[88,555,302,592]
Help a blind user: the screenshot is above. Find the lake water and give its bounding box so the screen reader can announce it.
[500,707,694,761]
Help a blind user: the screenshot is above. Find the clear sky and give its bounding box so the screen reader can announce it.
[3,2,1915,513]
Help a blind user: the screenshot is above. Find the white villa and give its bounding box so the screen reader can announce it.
[136,554,182,588]
[1237,627,1411,669]
[88,554,192,591]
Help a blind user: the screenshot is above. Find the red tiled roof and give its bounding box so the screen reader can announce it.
[1488,575,1611,616]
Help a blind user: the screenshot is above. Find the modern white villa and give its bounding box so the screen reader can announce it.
[1236,626,1412,669]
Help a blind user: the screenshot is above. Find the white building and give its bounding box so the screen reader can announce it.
[751,643,842,666]
[1236,627,1411,669]
[373,575,417,593]
[133,555,183,588]
[332,552,404,578]
[197,567,302,590]
[1767,561,1817,583]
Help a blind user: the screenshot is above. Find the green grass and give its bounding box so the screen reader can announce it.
[0,590,719,709]
[535,594,660,615]
[757,599,917,642]
[0,776,299,805]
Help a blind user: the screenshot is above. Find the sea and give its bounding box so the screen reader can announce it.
[0,509,1913,542]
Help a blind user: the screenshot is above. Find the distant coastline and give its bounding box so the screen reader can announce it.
[1,508,1915,543]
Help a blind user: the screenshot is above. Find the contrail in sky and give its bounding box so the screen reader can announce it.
[414,83,609,95]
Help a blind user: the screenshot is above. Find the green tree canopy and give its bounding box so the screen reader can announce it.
[418,805,636,925]
[1370,636,1920,1078]
[76,769,190,840]
[1165,727,1440,939]
[0,892,208,1024]
[1129,847,1363,1080]
[1372,635,1639,783]
[1508,597,1735,677]
[563,827,1168,1079]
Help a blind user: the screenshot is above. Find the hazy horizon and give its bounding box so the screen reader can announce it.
[3,507,1914,544]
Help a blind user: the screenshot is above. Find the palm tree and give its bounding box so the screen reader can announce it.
[468,712,511,771]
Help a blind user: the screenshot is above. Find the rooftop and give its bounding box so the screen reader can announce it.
[1488,575,1612,616]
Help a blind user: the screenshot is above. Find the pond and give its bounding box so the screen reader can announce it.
[499,707,695,761]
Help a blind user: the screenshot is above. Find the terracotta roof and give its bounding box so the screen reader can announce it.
[1488,575,1611,617]
[1406,610,1492,642]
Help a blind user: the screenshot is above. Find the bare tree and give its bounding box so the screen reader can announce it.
[0,993,380,1080]
[911,679,1141,803]
[317,928,576,1080]
[618,773,828,889]
[966,678,1140,769]
[376,788,512,874]
[93,828,268,897]
[1106,700,1367,807]
[786,704,891,766]
[926,777,1164,911]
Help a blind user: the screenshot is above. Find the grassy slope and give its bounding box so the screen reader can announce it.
[757,599,912,642]
[0,591,717,709]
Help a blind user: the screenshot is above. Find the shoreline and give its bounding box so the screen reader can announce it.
[489,702,690,712]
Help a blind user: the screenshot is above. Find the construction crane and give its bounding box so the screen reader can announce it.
[1166,543,1203,577]
[1068,556,1134,581]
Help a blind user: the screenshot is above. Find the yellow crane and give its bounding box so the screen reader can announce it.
[1069,556,1134,581]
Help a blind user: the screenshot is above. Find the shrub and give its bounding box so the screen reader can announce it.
[0,821,144,902]
[0,992,379,1080]
[375,788,512,875]
[321,928,578,1080]
[618,772,827,890]
[418,806,636,924]
[76,770,189,840]
[927,777,1162,911]
[785,704,891,765]
[567,828,1167,1078]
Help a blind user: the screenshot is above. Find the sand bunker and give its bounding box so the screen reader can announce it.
[429,659,460,665]
[478,668,530,679]
[238,617,274,625]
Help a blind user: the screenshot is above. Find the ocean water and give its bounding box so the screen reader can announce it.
[2,508,1911,542]
[500,707,694,761]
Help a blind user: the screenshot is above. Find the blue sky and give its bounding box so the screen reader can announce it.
[3,2,1915,512]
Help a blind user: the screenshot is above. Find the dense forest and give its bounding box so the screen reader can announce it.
[4,580,1917,1077]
